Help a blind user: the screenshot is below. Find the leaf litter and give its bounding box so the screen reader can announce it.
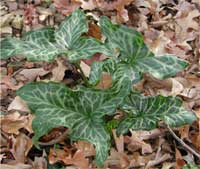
[0,0,200,168]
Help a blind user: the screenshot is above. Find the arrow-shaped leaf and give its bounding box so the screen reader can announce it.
[17,78,132,166]
[89,17,189,85]
[117,94,197,135]
[0,10,110,62]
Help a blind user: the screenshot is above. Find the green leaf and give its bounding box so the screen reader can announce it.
[0,10,110,62]
[55,9,88,49]
[67,37,111,61]
[0,38,24,59]
[183,163,200,169]
[17,78,132,166]
[117,94,197,135]
[89,17,189,84]
[0,27,61,61]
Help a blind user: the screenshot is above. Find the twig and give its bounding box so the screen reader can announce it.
[38,130,69,146]
[167,125,200,159]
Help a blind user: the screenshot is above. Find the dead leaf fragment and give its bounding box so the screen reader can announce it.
[1,163,32,169]
[8,96,30,112]
[49,148,89,169]
[32,157,47,169]
[79,61,91,78]
[19,68,49,81]
[54,0,81,16]
[75,140,95,157]
[96,73,112,89]
[1,112,34,134]
[10,133,33,163]
[125,131,153,154]
[51,59,68,82]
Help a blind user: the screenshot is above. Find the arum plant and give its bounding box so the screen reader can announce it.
[0,9,197,167]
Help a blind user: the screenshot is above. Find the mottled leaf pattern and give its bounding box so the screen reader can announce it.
[0,10,109,62]
[0,38,25,59]
[55,9,88,49]
[0,27,61,61]
[17,78,132,166]
[89,17,189,84]
[117,94,197,135]
[67,37,111,61]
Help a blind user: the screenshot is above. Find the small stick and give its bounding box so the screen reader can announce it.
[167,125,200,159]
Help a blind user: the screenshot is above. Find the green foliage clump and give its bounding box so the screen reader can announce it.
[0,9,197,167]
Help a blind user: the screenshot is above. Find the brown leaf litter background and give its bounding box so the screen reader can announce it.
[0,0,200,168]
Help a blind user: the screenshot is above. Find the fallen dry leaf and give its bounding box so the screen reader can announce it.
[96,73,112,89]
[175,9,200,43]
[32,156,47,169]
[87,22,102,40]
[106,148,130,169]
[1,76,23,91]
[112,129,124,153]
[8,96,30,112]
[129,152,155,168]
[1,112,34,134]
[125,131,153,154]
[75,140,95,157]
[51,59,68,82]
[49,148,89,169]
[54,0,81,16]
[10,133,33,163]
[79,61,91,78]
[78,0,97,10]
[1,163,32,169]
[19,68,49,81]
[175,148,186,169]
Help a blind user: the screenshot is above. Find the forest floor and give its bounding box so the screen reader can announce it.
[0,0,200,168]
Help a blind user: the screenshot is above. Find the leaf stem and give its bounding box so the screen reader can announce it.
[75,62,91,87]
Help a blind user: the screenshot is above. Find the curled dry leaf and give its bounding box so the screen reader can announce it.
[0,111,34,134]
[49,148,89,169]
[10,133,33,163]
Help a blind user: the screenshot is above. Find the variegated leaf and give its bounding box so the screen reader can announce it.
[17,78,132,166]
[117,94,197,135]
[89,17,189,84]
[0,10,110,62]
[55,9,88,49]
[0,27,61,61]
[67,37,112,61]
